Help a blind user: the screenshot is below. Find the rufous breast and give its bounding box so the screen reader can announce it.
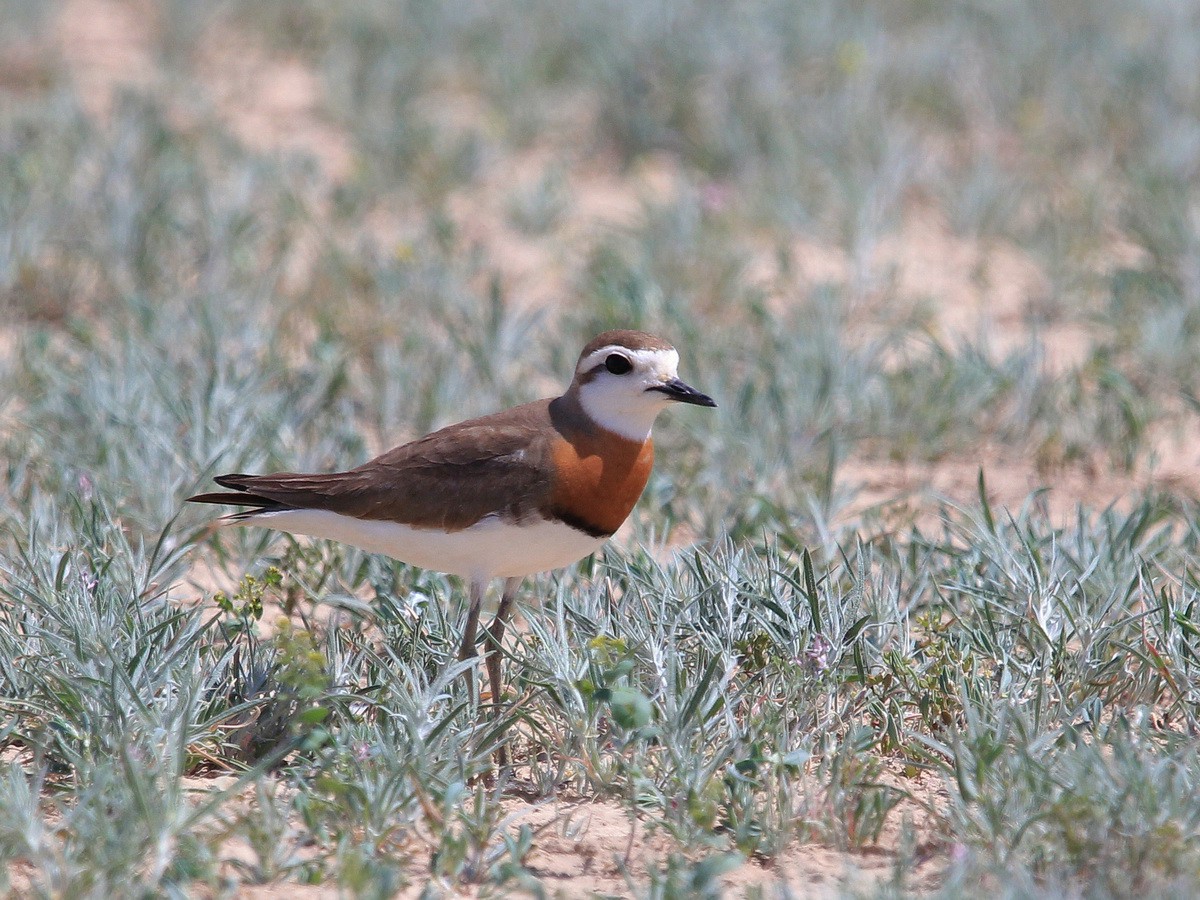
[549,429,655,538]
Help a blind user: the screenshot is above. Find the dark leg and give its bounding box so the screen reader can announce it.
[458,578,486,698]
[484,577,521,708]
[485,577,521,770]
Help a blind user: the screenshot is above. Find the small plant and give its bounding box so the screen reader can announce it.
[214,567,282,633]
[633,851,742,900]
[578,635,654,732]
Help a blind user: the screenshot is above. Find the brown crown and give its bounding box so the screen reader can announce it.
[577,330,674,363]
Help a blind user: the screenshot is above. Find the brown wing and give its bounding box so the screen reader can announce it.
[188,400,557,531]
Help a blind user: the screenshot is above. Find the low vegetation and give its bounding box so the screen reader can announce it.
[2,0,1200,895]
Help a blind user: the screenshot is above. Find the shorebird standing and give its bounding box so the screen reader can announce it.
[189,329,716,710]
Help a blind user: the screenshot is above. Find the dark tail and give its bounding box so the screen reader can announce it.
[187,474,294,520]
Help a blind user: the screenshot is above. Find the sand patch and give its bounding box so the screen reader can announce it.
[756,204,1096,376]
[55,0,157,119]
[838,444,1200,533]
[205,781,946,897]
[438,143,685,314]
[192,22,353,181]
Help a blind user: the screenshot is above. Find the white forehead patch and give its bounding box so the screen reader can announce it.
[577,346,680,380]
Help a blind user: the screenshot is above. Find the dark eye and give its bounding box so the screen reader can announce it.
[605,354,632,375]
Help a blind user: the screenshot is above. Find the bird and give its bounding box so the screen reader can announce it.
[188,329,716,714]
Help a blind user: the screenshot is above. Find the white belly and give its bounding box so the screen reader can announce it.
[236,508,607,580]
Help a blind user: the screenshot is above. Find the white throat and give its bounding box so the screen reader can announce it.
[573,347,680,442]
[577,388,665,442]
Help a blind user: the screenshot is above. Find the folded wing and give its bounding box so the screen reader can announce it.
[188,400,557,532]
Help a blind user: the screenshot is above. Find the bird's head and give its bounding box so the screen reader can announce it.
[570,329,716,441]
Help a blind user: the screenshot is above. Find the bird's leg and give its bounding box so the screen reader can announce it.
[485,576,521,771]
[484,577,521,708]
[458,578,486,700]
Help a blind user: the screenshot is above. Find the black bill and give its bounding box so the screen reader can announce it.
[648,378,717,407]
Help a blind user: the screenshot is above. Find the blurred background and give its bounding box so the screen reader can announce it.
[3,0,1199,550]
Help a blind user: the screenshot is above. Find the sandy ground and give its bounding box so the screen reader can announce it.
[190,772,944,898]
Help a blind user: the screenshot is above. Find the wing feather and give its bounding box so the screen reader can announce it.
[187,400,557,531]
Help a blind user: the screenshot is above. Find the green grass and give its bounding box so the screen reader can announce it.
[2,0,1200,895]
